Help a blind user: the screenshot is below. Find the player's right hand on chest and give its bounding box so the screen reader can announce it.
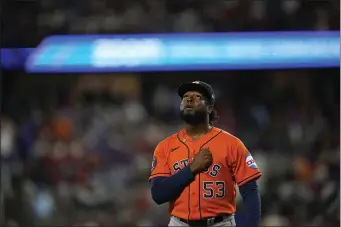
[190,148,213,175]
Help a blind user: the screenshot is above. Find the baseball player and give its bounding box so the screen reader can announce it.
[149,81,262,227]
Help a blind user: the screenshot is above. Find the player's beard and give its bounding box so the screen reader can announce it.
[180,109,207,125]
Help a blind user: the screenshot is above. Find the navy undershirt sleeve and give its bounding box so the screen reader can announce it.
[150,166,195,205]
[239,179,261,227]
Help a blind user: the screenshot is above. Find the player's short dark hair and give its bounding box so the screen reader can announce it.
[202,96,218,125]
[209,109,219,125]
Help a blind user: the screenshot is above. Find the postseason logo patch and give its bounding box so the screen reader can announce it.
[151,156,157,172]
[246,154,258,169]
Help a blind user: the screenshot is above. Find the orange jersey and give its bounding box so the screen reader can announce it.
[149,127,262,220]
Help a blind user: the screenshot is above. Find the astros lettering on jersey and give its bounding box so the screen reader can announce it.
[149,127,261,220]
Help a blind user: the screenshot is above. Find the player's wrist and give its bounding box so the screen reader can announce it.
[189,164,199,176]
[185,165,195,180]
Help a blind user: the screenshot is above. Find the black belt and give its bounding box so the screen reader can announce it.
[177,215,228,226]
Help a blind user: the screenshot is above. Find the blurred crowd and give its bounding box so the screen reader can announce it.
[1,70,340,226]
[2,0,340,47]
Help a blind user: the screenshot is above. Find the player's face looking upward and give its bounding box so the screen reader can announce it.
[180,91,213,125]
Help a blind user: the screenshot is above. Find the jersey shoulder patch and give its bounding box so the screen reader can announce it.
[151,156,157,172]
[245,154,258,169]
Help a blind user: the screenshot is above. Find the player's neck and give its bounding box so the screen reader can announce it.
[185,124,212,138]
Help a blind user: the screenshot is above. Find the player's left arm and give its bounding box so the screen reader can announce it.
[232,139,262,227]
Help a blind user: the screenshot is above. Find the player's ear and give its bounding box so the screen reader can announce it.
[207,105,213,114]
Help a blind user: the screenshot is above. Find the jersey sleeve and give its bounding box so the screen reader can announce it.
[232,139,262,187]
[148,141,171,181]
